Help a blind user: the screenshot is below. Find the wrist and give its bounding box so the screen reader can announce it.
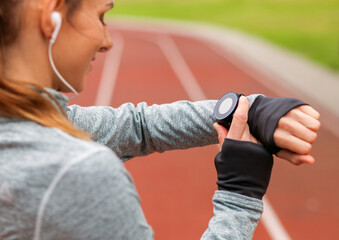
[248,96,307,154]
[215,139,273,200]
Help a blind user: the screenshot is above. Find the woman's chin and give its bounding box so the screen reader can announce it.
[86,64,93,75]
[77,84,85,93]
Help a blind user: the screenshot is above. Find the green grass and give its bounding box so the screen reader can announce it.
[109,0,339,71]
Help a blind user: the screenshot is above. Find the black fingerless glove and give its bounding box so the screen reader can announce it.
[215,139,273,200]
[248,96,308,154]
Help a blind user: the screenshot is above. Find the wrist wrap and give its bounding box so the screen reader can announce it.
[248,96,307,154]
[215,139,273,200]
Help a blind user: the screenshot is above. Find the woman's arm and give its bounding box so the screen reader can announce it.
[67,94,320,164]
[66,95,260,161]
[202,191,263,240]
[202,140,273,239]
[67,100,220,161]
[202,97,273,239]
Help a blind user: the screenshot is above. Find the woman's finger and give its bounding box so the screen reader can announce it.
[241,124,252,141]
[286,108,321,131]
[227,96,250,140]
[277,116,318,144]
[274,128,312,155]
[276,149,315,165]
[298,105,320,120]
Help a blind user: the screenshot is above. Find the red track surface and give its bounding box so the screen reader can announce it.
[70,25,339,239]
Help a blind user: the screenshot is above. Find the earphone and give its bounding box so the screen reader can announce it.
[48,11,78,98]
[50,11,62,44]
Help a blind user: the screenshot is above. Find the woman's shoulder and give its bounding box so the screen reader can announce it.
[0,119,126,203]
[0,121,141,240]
[0,120,121,169]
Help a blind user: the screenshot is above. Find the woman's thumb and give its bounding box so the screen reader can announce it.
[227,96,249,140]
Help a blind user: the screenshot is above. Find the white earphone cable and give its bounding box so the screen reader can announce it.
[48,42,79,99]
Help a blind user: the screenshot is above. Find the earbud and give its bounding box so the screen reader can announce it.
[50,11,62,44]
[48,11,78,98]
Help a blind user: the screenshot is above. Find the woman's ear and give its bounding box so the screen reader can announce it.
[40,0,65,40]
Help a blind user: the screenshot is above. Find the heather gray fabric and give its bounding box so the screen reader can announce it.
[0,124,153,240]
[64,91,260,161]
[0,89,262,239]
[201,191,262,239]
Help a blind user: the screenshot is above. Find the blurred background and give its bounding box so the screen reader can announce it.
[111,0,339,71]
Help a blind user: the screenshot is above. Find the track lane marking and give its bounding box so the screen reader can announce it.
[262,198,292,240]
[95,32,125,106]
[155,35,207,101]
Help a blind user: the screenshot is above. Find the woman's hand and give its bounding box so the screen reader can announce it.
[214,96,321,166]
[213,96,273,200]
[214,96,257,147]
[274,105,321,165]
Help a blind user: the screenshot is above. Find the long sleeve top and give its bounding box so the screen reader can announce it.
[0,89,263,240]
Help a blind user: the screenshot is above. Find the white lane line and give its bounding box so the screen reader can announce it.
[155,35,207,101]
[95,32,125,106]
[155,33,291,240]
[262,198,292,240]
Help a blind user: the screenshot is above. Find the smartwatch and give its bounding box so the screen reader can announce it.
[214,92,243,129]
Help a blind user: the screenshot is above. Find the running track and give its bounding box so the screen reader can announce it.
[70,22,339,239]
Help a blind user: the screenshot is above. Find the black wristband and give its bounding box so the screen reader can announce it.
[248,96,308,154]
[215,139,273,200]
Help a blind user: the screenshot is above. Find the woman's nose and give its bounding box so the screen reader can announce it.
[98,29,113,52]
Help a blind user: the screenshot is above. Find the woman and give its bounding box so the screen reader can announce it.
[0,0,320,239]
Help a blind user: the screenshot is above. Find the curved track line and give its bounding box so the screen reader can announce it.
[155,35,207,101]
[95,33,124,106]
[262,198,292,240]
[153,33,290,240]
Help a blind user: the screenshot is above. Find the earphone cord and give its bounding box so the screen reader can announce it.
[48,42,79,99]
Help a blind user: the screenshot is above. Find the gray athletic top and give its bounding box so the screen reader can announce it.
[0,89,262,239]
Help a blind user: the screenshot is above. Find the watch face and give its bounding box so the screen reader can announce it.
[214,92,239,121]
[218,97,233,115]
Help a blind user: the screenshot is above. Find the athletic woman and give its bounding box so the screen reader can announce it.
[0,0,320,239]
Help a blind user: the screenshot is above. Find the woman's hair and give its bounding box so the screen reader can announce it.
[0,0,91,141]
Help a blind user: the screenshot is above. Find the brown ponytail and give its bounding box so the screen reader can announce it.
[0,78,91,140]
[0,0,91,141]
